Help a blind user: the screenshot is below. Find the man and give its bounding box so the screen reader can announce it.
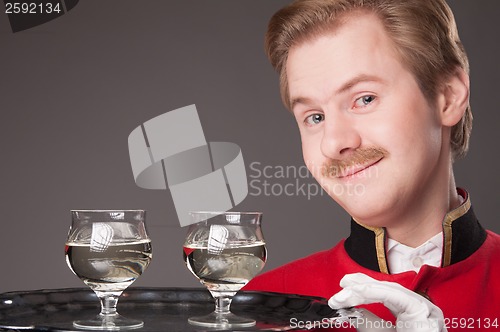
[244,0,500,331]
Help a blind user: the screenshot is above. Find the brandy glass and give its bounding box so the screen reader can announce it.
[65,210,152,330]
[183,211,266,328]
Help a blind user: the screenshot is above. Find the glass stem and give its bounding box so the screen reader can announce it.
[97,292,120,317]
[214,296,232,315]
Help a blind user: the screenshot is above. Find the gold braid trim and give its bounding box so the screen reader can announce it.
[353,220,389,274]
[442,193,471,267]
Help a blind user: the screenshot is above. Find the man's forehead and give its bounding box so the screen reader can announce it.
[286,13,402,106]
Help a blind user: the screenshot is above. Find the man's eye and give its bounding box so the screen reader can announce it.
[354,95,376,108]
[304,113,324,125]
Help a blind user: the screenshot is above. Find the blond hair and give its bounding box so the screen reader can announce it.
[265,0,472,160]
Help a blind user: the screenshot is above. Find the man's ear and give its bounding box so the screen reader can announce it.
[438,67,470,127]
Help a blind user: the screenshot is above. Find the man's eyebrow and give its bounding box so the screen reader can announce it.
[336,74,385,95]
[290,96,315,111]
[290,74,385,110]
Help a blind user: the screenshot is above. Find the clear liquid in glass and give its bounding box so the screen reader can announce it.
[65,240,152,292]
[183,241,266,297]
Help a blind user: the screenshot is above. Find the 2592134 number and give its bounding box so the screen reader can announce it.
[444,317,499,329]
[5,2,61,14]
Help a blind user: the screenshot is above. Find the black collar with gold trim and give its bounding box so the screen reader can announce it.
[344,189,487,274]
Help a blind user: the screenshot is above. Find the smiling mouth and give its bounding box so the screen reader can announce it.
[336,157,383,179]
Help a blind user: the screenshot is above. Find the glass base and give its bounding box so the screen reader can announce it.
[188,311,256,328]
[73,314,144,330]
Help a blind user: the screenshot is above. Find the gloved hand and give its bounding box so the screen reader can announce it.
[328,273,447,332]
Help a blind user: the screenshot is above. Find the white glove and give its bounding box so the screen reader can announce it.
[328,273,447,332]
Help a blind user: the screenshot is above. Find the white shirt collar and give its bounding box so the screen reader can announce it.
[387,232,443,273]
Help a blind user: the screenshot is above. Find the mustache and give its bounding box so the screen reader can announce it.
[322,147,388,177]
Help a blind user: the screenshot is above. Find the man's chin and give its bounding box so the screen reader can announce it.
[325,191,391,226]
[320,180,371,202]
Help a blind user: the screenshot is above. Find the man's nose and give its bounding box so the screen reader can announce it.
[320,113,361,160]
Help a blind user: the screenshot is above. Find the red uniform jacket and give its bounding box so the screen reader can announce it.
[245,190,500,331]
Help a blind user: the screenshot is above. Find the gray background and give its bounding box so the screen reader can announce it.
[0,1,498,293]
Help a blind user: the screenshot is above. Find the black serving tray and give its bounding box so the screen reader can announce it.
[0,288,339,331]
